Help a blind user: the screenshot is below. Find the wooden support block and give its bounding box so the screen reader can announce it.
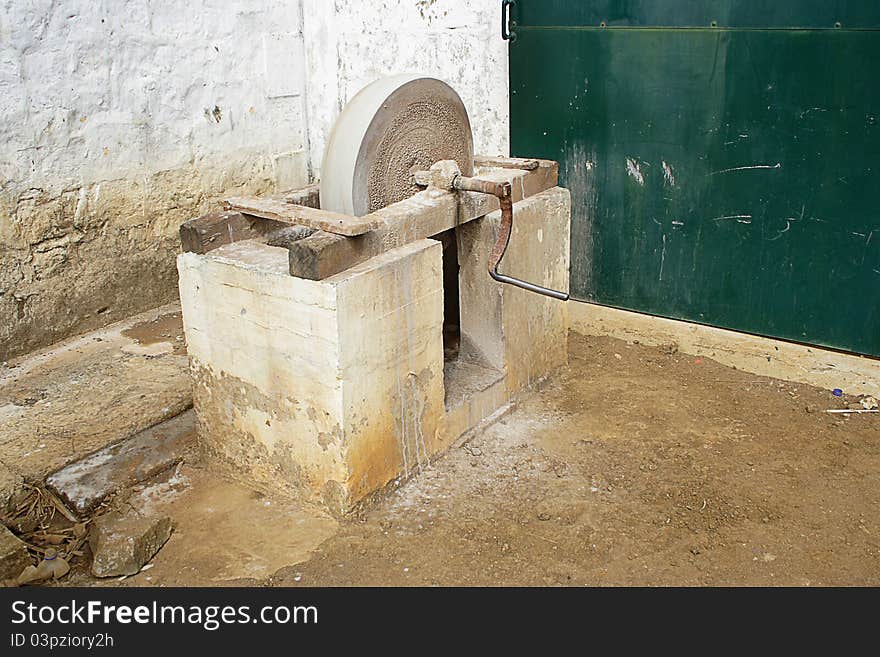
[274,182,321,208]
[224,197,379,236]
[266,225,316,249]
[179,210,286,254]
[288,232,371,281]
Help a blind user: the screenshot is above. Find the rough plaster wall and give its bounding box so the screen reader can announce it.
[1,0,509,361]
[0,0,310,361]
[302,0,509,180]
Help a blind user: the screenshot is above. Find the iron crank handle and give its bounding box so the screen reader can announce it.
[490,270,569,301]
[419,167,569,301]
[486,194,570,301]
[501,0,517,42]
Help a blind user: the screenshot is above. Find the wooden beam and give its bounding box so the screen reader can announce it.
[473,155,539,171]
[223,197,379,236]
[289,159,558,280]
[179,210,286,254]
[287,232,374,281]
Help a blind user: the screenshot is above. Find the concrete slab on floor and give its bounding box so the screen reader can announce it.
[46,410,196,514]
[0,303,192,507]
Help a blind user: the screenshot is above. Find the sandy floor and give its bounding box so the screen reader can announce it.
[275,333,879,586]
[67,332,879,587]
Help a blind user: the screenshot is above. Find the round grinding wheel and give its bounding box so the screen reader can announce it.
[320,74,474,216]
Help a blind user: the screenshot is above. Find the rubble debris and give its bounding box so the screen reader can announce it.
[0,483,91,586]
[6,483,78,527]
[89,511,172,578]
[16,547,70,585]
[0,524,31,581]
[3,482,81,533]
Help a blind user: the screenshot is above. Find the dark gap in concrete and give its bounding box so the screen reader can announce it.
[438,228,460,363]
[437,226,503,410]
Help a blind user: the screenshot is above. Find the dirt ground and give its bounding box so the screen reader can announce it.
[272,333,880,586]
[62,332,880,587]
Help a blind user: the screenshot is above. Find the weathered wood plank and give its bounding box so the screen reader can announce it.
[473,155,539,170]
[224,196,379,236]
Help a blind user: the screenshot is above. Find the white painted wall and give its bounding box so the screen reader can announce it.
[0,0,510,359]
[0,0,309,195]
[0,0,311,359]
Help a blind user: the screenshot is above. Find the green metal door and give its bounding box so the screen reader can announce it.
[508,1,880,356]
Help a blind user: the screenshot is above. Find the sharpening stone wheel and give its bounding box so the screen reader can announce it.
[320,74,474,216]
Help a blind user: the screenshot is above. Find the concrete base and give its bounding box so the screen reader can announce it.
[177,186,570,513]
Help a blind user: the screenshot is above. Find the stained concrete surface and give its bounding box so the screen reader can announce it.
[0,304,191,507]
[59,332,880,587]
[47,410,195,514]
[82,466,338,586]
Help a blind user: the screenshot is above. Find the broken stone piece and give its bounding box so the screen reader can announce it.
[46,410,194,514]
[0,524,31,581]
[89,512,172,578]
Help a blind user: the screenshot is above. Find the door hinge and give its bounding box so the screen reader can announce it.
[502,0,517,41]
